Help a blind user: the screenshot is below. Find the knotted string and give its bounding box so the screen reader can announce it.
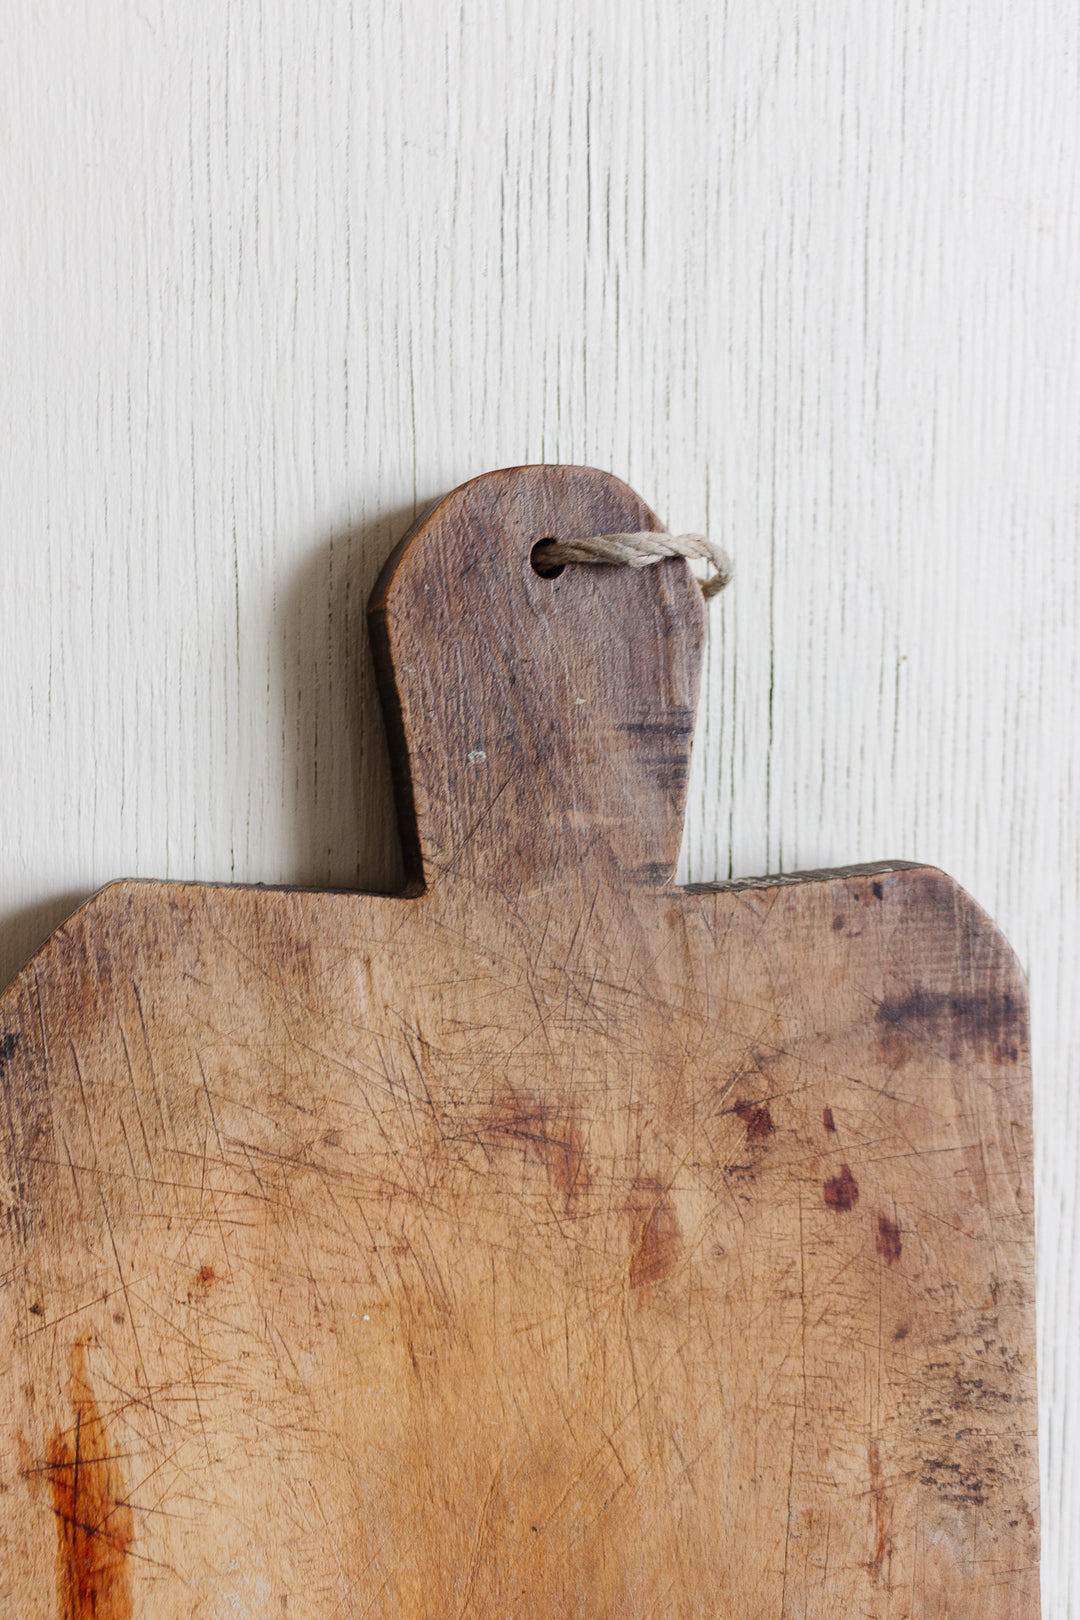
[533,531,733,600]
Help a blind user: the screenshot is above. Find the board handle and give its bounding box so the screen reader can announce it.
[368,466,707,894]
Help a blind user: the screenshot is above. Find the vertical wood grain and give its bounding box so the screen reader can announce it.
[0,2,1076,1608]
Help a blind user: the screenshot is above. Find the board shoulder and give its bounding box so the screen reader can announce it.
[686,860,1028,988]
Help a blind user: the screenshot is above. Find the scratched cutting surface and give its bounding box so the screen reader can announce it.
[0,469,1038,1616]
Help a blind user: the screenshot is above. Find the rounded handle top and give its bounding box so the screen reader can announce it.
[368,465,707,896]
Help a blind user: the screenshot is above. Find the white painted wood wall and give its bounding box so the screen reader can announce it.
[1,1,1075,1607]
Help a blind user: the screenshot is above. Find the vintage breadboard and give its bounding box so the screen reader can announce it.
[0,466,1038,1617]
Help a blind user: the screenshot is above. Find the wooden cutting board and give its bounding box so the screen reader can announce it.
[0,466,1039,1618]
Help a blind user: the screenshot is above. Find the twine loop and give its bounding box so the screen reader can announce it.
[533,531,732,600]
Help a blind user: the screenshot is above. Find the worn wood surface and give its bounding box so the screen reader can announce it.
[0,468,1038,1616]
[1,9,1076,1607]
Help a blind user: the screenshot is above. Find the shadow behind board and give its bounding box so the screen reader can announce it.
[0,500,428,994]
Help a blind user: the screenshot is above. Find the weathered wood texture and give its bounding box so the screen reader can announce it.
[0,469,1038,1615]
[1,7,1075,1608]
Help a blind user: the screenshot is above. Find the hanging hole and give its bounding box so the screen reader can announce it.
[530,538,565,579]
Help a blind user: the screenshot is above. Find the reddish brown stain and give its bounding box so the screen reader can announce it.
[488,1096,590,1208]
[18,1431,38,1491]
[628,1178,682,1288]
[196,1263,216,1287]
[822,1106,836,1133]
[876,1214,902,1264]
[45,1341,134,1620]
[823,1163,859,1211]
[867,1438,895,1583]
[733,1100,774,1141]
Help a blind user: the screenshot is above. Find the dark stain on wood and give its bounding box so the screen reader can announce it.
[45,1340,134,1620]
[822,1106,836,1133]
[628,1177,682,1288]
[920,1455,988,1508]
[954,1374,1014,1411]
[617,716,695,737]
[733,1100,774,1141]
[1,1021,53,1247]
[876,1214,902,1264]
[876,987,1026,1069]
[823,1164,859,1211]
